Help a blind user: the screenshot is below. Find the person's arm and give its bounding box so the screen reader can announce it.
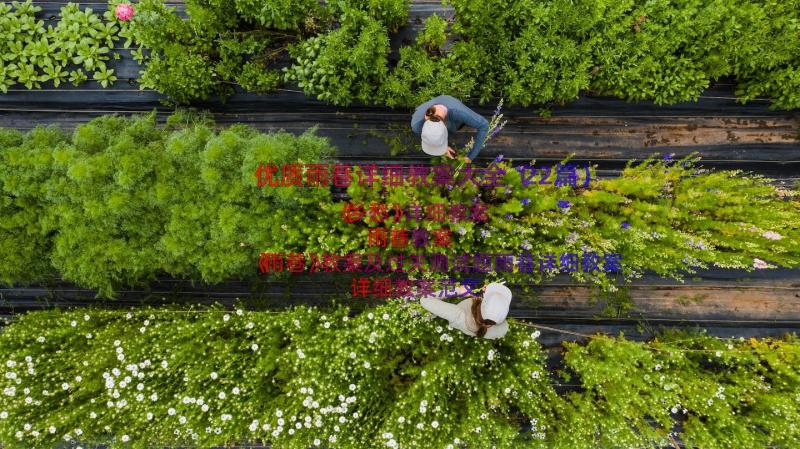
[484,321,509,339]
[448,101,489,161]
[466,113,490,161]
[411,114,425,136]
[420,290,465,324]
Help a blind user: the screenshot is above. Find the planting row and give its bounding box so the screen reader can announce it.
[0,112,798,297]
[2,0,799,109]
[0,301,798,448]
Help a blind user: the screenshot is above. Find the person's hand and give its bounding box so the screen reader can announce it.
[444,146,456,159]
[454,285,468,296]
[462,156,472,164]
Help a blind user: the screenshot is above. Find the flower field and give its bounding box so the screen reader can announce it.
[0,302,798,449]
[1,0,799,448]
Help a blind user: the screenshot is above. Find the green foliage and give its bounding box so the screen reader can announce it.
[115,0,800,108]
[444,0,800,109]
[588,0,728,104]
[334,0,410,32]
[48,113,168,298]
[0,0,122,92]
[125,0,322,103]
[313,154,800,293]
[232,0,320,30]
[418,13,447,53]
[558,331,800,449]
[1,114,799,296]
[124,0,408,104]
[236,61,282,93]
[0,126,68,284]
[284,10,390,105]
[138,49,220,104]
[731,0,800,110]
[0,112,334,296]
[0,303,797,448]
[380,41,493,108]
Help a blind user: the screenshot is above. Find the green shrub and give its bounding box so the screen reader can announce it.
[732,0,800,110]
[379,41,493,107]
[588,0,732,105]
[138,49,220,104]
[48,114,169,297]
[157,122,334,283]
[1,114,799,296]
[284,9,390,105]
[121,0,799,109]
[503,22,594,106]
[0,303,797,448]
[231,0,320,30]
[0,112,335,296]
[334,0,410,32]
[0,126,68,284]
[418,13,447,52]
[124,0,321,103]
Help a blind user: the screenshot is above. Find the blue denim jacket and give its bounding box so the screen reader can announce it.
[410,95,490,161]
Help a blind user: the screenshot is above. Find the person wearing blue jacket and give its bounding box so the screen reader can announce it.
[410,95,490,163]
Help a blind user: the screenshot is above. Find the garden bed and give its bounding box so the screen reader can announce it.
[0,302,797,449]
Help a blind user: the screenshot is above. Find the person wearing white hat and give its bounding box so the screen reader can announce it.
[419,282,512,339]
[411,95,490,163]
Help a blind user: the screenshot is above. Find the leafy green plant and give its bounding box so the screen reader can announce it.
[284,9,390,105]
[0,112,335,296]
[1,114,799,296]
[379,40,493,108]
[731,0,800,110]
[232,0,321,30]
[333,0,410,32]
[0,303,797,448]
[123,0,325,104]
[418,13,447,53]
[0,0,122,92]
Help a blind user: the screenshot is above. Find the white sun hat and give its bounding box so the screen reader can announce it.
[481,282,512,323]
[420,120,448,156]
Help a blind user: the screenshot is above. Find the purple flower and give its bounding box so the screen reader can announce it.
[494,154,504,163]
[493,102,502,116]
[504,213,513,220]
[557,200,571,209]
[488,124,505,140]
[472,196,481,204]
[663,153,674,162]
[520,198,530,206]
[480,229,490,238]
[621,221,630,229]
[411,229,429,248]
